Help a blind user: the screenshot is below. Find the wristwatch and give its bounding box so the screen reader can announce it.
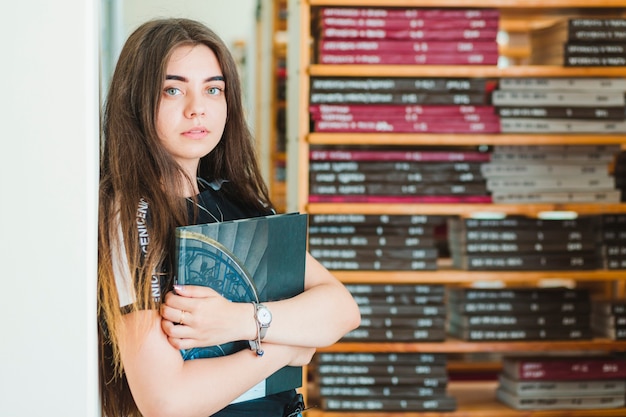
[249,302,272,356]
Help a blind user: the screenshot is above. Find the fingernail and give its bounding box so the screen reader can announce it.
[174,284,184,293]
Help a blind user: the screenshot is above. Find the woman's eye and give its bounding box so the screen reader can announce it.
[164,87,181,96]
[207,87,223,96]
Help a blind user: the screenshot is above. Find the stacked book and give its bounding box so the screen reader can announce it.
[309,76,500,133]
[597,214,626,269]
[314,352,456,412]
[493,77,626,135]
[447,216,601,271]
[529,17,626,66]
[447,287,593,341]
[314,6,499,65]
[496,355,626,410]
[592,299,626,340]
[481,144,620,204]
[614,151,626,202]
[342,283,447,342]
[308,214,444,271]
[309,146,491,203]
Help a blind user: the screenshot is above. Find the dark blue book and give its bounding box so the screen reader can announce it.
[174,212,307,401]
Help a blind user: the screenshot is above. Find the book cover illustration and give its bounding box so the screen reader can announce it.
[174,212,307,396]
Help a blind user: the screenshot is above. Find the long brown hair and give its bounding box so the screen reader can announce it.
[98,18,271,417]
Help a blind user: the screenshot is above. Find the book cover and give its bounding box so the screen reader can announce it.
[174,212,308,399]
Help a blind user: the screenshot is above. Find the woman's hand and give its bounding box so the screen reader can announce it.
[160,285,256,350]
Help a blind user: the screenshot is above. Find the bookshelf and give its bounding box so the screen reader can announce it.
[289,0,626,415]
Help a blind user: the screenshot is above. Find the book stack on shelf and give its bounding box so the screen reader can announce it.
[447,286,593,342]
[493,77,626,135]
[314,6,499,65]
[308,146,491,203]
[597,214,626,269]
[530,17,626,66]
[592,299,626,340]
[482,144,621,204]
[613,151,626,202]
[312,352,456,412]
[309,76,500,133]
[308,214,444,271]
[342,283,447,342]
[447,216,601,271]
[496,355,626,410]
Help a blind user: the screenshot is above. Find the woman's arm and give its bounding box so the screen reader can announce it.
[161,252,361,350]
[119,309,314,417]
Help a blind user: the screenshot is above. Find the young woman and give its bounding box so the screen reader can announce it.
[98,18,360,417]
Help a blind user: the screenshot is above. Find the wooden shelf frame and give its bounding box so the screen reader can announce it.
[291,1,626,416]
[307,381,626,417]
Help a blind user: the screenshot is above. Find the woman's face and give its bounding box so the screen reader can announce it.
[157,44,227,177]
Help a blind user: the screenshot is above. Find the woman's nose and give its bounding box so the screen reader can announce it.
[185,94,206,118]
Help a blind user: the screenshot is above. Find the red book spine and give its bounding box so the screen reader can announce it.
[309,104,497,116]
[319,7,500,20]
[313,120,501,134]
[321,27,499,41]
[310,112,500,123]
[318,52,499,65]
[320,17,499,30]
[318,40,499,53]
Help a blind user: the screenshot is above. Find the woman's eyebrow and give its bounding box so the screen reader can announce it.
[165,75,225,82]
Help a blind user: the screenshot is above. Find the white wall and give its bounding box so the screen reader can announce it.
[0,1,99,417]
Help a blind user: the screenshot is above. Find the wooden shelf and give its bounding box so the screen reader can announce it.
[306,381,626,417]
[309,65,626,78]
[332,269,626,285]
[308,133,626,146]
[306,203,626,216]
[309,0,626,8]
[318,339,626,353]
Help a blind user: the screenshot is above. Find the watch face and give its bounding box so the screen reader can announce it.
[257,306,272,325]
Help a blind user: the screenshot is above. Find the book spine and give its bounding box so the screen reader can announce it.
[319,17,499,30]
[309,213,441,225]
[490,190,621,204]
[319,52,499,65]
[321,396,457,412]
[481,162,610,177]
[345,283,446,295]
[308,195,493,203]
[316,352,447,364]
[310,104,497,115]
[314,119,500,133]
[309,235,436,248]
[500,118,626,133]
[310,91,490,105]
[498,76,626,91]
[310,149,491,162]
[318,7,500,20]
[492,91,626,107]
[565,56,626,67]
[497,106,626,119]
[310,77,488,93]
[317,363,447,375]
[309,183,489,196]
[319,259,438,271]
[449,326,592,341]
[309,247,439,260]
[320,27,498,41]
[456,254,599,270]
[319,40,499,53]
[503,357,626,380]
